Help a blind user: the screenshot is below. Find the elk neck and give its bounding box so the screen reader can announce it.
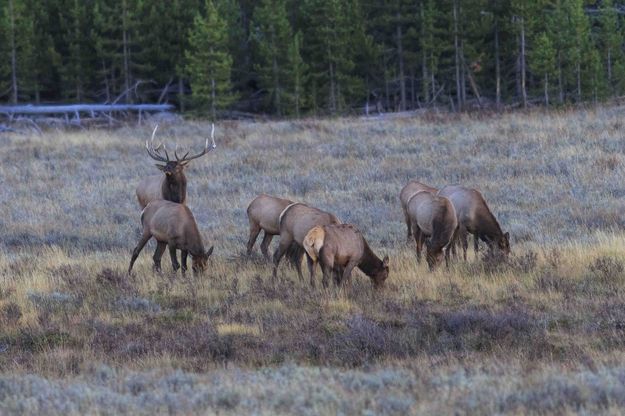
[478,208,504,244]
[358,242,384,277]
[162,173,187,204]
[186,222,206,258]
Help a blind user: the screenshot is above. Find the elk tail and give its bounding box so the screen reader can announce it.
[303,226,325,262]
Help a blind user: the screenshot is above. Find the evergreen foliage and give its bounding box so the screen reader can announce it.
[0,0,623,115]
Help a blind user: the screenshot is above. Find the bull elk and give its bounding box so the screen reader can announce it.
[399,180,438,241]
[246,194,294,261]
[136,124,216,209]
[272,203,340,286]
[128,200,214,275]
[406,191,458,270]
[437,185,510,260]
[303,224,389,289]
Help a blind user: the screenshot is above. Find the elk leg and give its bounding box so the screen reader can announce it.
[246,223,262,256]
[272,235,292,280]
[128,231,151,274]
[414,228,424,264]
[341,260,357,288]
[181,251,188,274]
[152,242,167,272]
[168,245,180,272]
[320,250,334,288]
[306,255,317,288]
[460,229,469,262]
[473,233,479,258]
[404,209,412,241]
[321,263,333,288]
[260,233,274,261]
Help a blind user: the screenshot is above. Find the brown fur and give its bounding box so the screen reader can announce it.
[246,194,294,260]
[128,200,213,275]
[272,203,340,286]
[437,185,510,260]
[136,166,187,209]
[136,166,187,208]
[136,128,215,209]
[406,191,458,270]
[399,180,438,240]
[304,224,389,289]
[303,226,325,262]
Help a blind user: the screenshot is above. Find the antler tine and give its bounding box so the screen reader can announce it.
[161,143,170,161]
[179,123,217,163]
[145,124,169,162]
[210,123,216,149]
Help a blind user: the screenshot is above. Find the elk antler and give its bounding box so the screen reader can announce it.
[178,123,216,164]
[145,125,171,163]
[146,124,216,164]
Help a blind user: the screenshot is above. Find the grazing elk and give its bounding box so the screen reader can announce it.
[437,185,510,260]
[272,203,340,286]
[246,194,294,261]
[399,180,438,241]
[136,124,216,209]
[128,200,213,275]
[406,191,458,270]
[303,224,389,289]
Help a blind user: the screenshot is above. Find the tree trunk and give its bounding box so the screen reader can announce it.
[453,0,462,111]
[329,61,336,114]
[495,21,501,109]
[607,47,612,87]
[211,78,216,120]
[544,73,549,106]
[272,54,281,116]
[122,0,131,103]
[178,77,185,112]
[576,62,581,102]
[420,3,429,104]
[9,0,18,104]
[396,10,406,111]
[520,17,527,109]
[558,51,564,103]
[271,28,281,116]
[410,67,415,109]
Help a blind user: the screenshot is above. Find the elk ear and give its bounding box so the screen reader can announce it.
[206,246,214,258]
[504,232,510,240]
[155,164,166,171]
[382,255,389,267]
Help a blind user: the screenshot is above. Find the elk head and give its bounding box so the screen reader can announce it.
[192,246,214,275]
[145,124,216,179]
[496,232,511,256]
[371,255,390,289]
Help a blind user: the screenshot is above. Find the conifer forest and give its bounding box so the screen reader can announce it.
[1,0,624,116]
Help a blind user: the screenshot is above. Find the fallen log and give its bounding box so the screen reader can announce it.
[0,103,174,116]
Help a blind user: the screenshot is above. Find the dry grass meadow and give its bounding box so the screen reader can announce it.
[2,107,625,414]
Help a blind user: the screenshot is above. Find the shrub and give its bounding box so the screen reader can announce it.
[588,256,624,284]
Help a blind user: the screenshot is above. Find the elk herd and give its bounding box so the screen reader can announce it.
[128,126,510,291]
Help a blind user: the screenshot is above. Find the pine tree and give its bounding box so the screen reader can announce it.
[185,0,235,119]
[58,0,93,101]
[91,0,141,102]
[285,30,308,116]
[529,32,556,105]
[597,0,625,97]
[302,0,365,114]
[135,0,200,105]
[1,0,38,103]
[251,0,293,116]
